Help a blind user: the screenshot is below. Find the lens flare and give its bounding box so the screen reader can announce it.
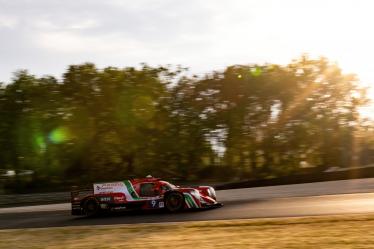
[48,127,71,144]
[250,67,262,77]
[35,135,46,153]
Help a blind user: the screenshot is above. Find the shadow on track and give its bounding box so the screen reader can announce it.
[0,199,263,230]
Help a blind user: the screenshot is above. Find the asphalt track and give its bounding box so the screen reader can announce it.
[2,178,374,229]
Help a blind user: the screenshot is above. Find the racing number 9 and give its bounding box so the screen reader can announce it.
[151,200,157,208]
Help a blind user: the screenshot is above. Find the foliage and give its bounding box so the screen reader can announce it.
[0,56,372,192]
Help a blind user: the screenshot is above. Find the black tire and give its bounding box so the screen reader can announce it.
[165,192,185,212]
[83,197,100,217]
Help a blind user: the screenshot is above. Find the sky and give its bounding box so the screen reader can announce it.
[0,0,373,116]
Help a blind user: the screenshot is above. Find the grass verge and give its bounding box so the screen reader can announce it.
[1,214,374,249]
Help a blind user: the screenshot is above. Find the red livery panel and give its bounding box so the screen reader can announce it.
[71,176,222,216]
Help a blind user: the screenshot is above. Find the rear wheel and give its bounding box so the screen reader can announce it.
[165,192,185,212]
[83,198,100,217]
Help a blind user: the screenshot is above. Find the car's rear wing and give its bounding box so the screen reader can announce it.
[70,185,93,202]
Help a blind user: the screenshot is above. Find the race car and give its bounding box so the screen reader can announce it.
[71,175,222,216]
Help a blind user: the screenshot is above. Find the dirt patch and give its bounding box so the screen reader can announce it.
[1,214,374,249]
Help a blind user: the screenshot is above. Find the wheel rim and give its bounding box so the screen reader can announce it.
[87,202,95,212]
[166,193,183,211]
[85,200,98,215]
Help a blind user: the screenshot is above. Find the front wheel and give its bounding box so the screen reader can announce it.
[165,192,185,212]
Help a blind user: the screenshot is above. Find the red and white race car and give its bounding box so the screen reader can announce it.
[71,176,222,216]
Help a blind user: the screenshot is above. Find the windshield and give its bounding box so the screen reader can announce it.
[160,181,176,191]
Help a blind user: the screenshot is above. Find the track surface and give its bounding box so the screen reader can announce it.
[2,178,374,229]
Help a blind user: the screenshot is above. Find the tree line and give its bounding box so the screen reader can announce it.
[0,56,373,192]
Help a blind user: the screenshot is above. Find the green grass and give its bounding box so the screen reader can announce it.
[2,214,374,248]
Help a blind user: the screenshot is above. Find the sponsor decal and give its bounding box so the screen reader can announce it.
[94,181,140,201]
[100,203,109,209]
[114,196,125,202]
[99,196,111,202]
[96,185,111,192]
[147,199,164,208]
[95,182,124,192]
[159,201,164,208]
[113,206,127,210]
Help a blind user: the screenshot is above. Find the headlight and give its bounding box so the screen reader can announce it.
[208,187,216,200]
